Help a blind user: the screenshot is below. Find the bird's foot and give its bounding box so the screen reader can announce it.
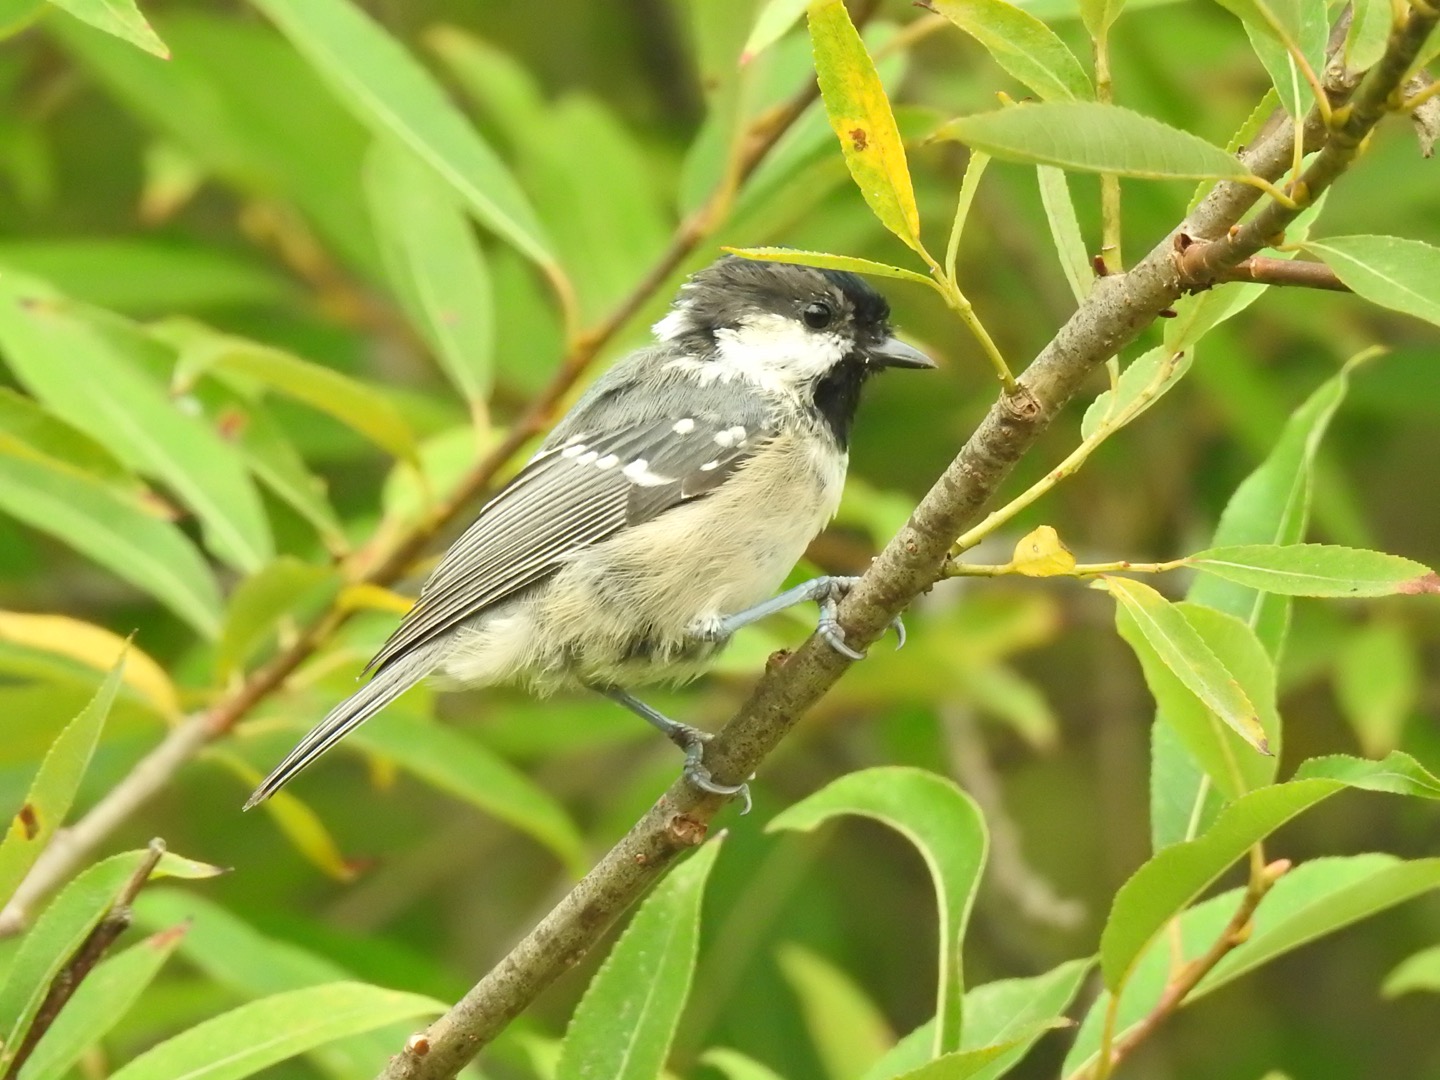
[812,576,907,660]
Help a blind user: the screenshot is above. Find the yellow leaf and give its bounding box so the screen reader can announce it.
[1010,526,1076,577]
[808,0,923,252]
[337,583,414,616]
[0,611,180,719]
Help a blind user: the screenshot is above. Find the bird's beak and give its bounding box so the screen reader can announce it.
[868,336,936,370]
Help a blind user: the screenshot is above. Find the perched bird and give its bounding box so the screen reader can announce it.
[245,255,933,811]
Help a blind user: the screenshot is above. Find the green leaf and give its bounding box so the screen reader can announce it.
[1344,0,1390,72]
[0,387,133,485]
[165,322,420,467]
[1307,236,1440,328]
[929,0,1093,102]
[1384,944,1440,997]
[247,0,557,273]
[0,654,125,908]
[934,103,1249,181]
[349,713,587,876]
[0,447,223,637]
[742,0,808,61]
[808,0,924,252]
[699,1047,789,1080]
[1104,576,1269,754]
[1100,752,1440,991]
[214,753,359,883]
[769,767,987,1056]
[1335,621,1419,757]
[778,943,893,1080]
[0,275,272,572]
[131,888,409,1077]
[364,138,496,410]
[555,839,723,1080]
[106,981,443,1080]
[19,923,187,1080]
[1036,166,1091,303]
[1119,603,1279,803]
[0,849,223,1071]
[1187,543,1437,597]
[1213,0,1328,117]
[725,247,936,288]
[44,0,166,57]
[1079,0,1126,39]
[218,558,341,681]
[864,958,1092,1080]
[229,400,348,552]
[1067,855,1440,1077]
[1080,344,1192,440]
[891,1022,1069,1080]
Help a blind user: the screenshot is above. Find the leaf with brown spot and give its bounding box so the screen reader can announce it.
[1399,572,1440,595]
[0,654,127,908]
[808,0,924,252]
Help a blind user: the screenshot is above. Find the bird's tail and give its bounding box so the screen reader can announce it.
[243,640,443,809]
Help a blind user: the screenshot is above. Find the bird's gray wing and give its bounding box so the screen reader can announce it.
[365,415,770,675]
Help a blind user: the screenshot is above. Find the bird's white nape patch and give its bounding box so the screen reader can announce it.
[712,313,849,394]
[652,306,693,341]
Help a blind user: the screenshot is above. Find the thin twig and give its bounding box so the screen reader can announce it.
[1,839,168,1080]
[373,9,1437,1077]
[0,55,834,940]
[1205,255,1351,292]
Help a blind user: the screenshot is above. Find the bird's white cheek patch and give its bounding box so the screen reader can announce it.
[713,315,848,392]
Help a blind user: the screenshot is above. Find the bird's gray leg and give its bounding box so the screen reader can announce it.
[594,686,751,814]
[703,575,906,660]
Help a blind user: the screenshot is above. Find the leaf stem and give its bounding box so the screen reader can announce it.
[944,556,1187,579]
[1095,30,1123,273]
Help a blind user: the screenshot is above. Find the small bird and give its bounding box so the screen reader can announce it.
[245,255,934,811]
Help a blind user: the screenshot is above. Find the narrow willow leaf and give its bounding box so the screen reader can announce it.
[214,754,357,882]
[106,982,443,1080]
[892,1021,1069,1080]
[350,713,586,875]
[247,0,557,273]
[930,0,1094,102]
[555,839,723,1080]
[1187,543,1437,597]
[20,924,187,1080]
[1078,0,1126,38]
[770,767,987,1056]
[132,889,405,1077]
[699,1048,788,1080]
[1214,0,1327,115]
[0,849,223,1071]
[1384,944,1440,997]
[1344,0,1390,72]
[1119,603,1279,803]
[0,387,131,485]
[0,276,272,571]
[809,0,924,251]
[725,246,936,288]
[164,323,420,467]
[0,655,125,908]
[1067,855,1440,1077]
[364,138,495,409]
[1335,621,1419,757]
[1307,236,1440,328]
[1100,752,1440,991]
[742,0,808,61]
[231,400,347,552]
[1104,577,1268,753]
[1036,166,1091,302]
[935,103,1249,180]
[0,613,177,719]
[865,958,1092,1080]
[1080,345,1192,440]
[45,0,167,58]
[778,943,894,1079]
[0,449,223,636]
[218,557,340,680]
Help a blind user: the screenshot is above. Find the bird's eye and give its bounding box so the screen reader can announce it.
[801,301,833,330]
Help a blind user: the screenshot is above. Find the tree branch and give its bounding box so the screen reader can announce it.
[1204,255,1350,292]
[374,8,1438,1077]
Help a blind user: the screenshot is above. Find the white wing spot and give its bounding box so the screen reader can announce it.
[714,430,735,448]
[595,454,618,469]
[561,443,586,459]
[672,418,695,435]
[699,460,719,471]
[726,425,747,444]
[576,450,599,465]
[623,458,670,486]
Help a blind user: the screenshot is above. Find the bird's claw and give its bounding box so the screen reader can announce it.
[681,732,752,814]
[815,578,906,659]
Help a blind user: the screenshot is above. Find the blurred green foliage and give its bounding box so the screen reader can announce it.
[1,0,1439,1079]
